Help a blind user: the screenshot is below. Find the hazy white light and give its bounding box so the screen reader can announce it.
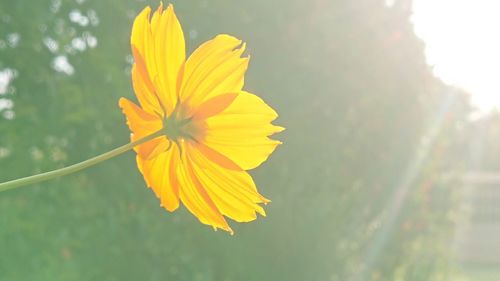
[3,110,15,120]
[0,98,13,111]
[0,147,10,158]
[50,0,61,13]
[43,37,59,53]
[189,29,198,39]
[87,9,99,26]
[83,32,98,48]
[412,0,500,111]
[0,68,15,95]
[7,33,20,47]
[69,9,89,26]
[52,55,74,75]
[71,37,87,51]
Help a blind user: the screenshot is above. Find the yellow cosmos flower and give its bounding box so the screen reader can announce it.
[118,3,283,233]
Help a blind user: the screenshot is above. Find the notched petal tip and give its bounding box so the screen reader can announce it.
[136,5,152,22]
[160,199,180,212]
[118,97,127,107]
[163,204,179,212]
[142,5,153,14]
[273,125,286,133]
[150,3,163,26]
[216,225,234,235]
[268,125,285,139]
[214,34,242,44]
[213,34,248,58]
[212,225,235,235]
[237,42,247,54]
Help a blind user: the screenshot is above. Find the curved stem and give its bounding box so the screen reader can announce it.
[0,130,165,193]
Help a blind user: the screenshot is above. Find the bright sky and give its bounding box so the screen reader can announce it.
[411,0,500,111]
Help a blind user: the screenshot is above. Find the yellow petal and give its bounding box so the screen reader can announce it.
[136,137,169,160]
[176,142,232,232]
[192,93,238,120]
[152,4,185,113]
[131,4,185,115]
[118,97,162,140]
[180,35,248,113]
[150,2,163,33]
[187,142,269,223]
[130,7,162,115]
[118,97,166,158]
[202,91,284,170]
[131,61,162,116]
[144,138,172,160]
[136,146,180,212]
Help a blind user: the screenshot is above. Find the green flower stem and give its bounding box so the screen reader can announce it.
[0,130,165,193]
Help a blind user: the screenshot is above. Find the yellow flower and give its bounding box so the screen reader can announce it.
[119,3,283,234]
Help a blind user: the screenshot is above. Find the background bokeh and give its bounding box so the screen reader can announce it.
[1,0,499,280]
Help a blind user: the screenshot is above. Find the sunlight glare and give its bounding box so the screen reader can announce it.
[412,0,500,111]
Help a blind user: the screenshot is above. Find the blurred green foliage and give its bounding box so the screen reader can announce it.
[0,0,477,280]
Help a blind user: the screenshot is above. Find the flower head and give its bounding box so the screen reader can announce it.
[119,3,283,234]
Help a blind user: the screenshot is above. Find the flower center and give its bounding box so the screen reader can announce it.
[162,115,194,141]
[161,103,201,143]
